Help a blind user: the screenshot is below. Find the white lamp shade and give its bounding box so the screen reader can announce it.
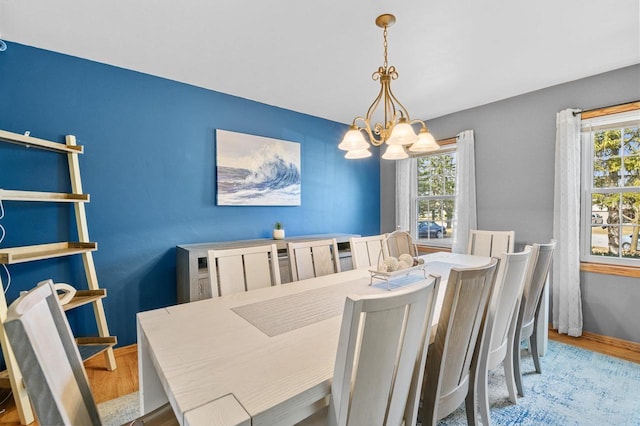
[387,121,418,145]
[409,129,439,152]
[381,144,408,160]
[345,149,372,159]
[338,128,369,151]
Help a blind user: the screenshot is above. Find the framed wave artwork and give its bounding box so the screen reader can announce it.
[216,129,301,206]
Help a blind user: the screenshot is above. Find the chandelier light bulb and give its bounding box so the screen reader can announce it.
[345,149,372,159]
[387,119,418,146]
[338,126,370,151]
[381,144,408,160]
[409,128,440,152]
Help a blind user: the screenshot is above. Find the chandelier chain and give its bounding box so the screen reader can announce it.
[383,25,388,70]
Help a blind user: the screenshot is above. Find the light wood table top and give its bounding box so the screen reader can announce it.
[137,252,490,426]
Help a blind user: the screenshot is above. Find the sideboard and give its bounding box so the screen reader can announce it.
[176,233,358,303]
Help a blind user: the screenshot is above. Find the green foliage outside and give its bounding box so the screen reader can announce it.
[417,152,456,232]
[592,126,640,257]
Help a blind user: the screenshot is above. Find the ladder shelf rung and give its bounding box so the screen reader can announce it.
[0,242,97,264]
[0,129,83,154]
[61,289,107,311]
[0,189,89,202]
[76,337,118,362]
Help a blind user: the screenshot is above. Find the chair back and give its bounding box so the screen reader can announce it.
[420,259,499,424]
[349,235,388,269]
[519,240,557,336]
[385,230,417,258]
[207,244,281,297]
[287,238,341,281]
[482,247,533,366]
[467,229,515,257]
[330,276,441,426]
[4,280,102,426]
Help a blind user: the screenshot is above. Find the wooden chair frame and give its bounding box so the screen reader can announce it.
[349,235,388,269]
[207,244,281,297]
[287,238,341,282]
[467,230,515,258]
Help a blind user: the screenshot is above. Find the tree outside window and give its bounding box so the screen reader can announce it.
[586,123,639,261]
[415,152,456,244]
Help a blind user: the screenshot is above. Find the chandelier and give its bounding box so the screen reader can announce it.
[338,14,439,160]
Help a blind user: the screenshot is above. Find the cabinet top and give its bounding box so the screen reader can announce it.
[177,233,359,252]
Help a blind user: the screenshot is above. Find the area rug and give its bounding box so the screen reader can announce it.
[436,340,640,426]
[98,391,140,426]
[97,341,640,426]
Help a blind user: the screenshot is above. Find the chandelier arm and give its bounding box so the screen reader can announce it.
[386,85,411,122]
[351,116,384,146]
[383,79,399,129]
[410,119,428,130]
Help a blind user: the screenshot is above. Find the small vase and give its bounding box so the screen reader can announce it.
[273,229,285,240]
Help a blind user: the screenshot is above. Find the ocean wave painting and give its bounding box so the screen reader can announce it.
[216,129,301,206]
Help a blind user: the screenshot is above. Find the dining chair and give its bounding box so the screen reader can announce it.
[513,240,557,397]
[349,234,388,269]
[474,247,533,426]
[299,275,441,426]
[467,229,515,257]
[207,244,281,297]
[418,258,499,426]
[287,238,341,281]
[385,229,418,258]
[3,279,178,426]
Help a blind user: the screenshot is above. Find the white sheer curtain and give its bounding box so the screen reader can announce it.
[395,158,416,233]
[451,130,477,253]
[552,109,583,337]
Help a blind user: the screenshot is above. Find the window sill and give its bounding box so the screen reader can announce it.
[580,262,640,278]
[416,245,452,255]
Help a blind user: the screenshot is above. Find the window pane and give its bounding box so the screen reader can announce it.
[622,225,640,259]
[593,157,622,188]
[417,152,456,196]
[589,192,639,259]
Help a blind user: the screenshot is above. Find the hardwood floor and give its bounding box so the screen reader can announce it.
[0,333,637,425]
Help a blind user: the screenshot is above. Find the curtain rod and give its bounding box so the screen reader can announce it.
[572,100,640,118]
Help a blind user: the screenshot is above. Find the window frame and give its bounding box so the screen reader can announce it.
[579,107,640,267]
[410,143,457,248]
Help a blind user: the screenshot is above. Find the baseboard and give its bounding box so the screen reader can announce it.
[113,343,138,357]
[581,331,640,353]
[548,323,640,353]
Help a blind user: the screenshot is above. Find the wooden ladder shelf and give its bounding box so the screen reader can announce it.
[0,130,117,425]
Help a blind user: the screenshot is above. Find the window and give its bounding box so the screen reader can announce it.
[581,108,640,265]
[412,147,456,246]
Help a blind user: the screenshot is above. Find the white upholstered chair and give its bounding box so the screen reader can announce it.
[349,234,388,269]
[287,238,341,281]
[385,230,418,258]
[467,229,515,257]
[3,280,178,426]
[207,244,281,297]
[300,275,441,426]
[474,247,533,425]
[419,259,499,426]
[513,240,556,396]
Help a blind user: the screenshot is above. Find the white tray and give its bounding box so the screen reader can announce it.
[369,264,428,289]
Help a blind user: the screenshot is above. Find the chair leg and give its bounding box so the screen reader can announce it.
[504,347,518,404]
[513,333,524,397]
[465,390,478,426]
[477,368,491,426]
[530,332,542,374]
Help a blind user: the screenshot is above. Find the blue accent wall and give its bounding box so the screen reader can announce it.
[0,42,380,349]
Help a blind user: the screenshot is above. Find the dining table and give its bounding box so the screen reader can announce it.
[137,252,491,426]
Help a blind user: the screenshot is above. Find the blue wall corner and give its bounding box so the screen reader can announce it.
[0,42,381,348]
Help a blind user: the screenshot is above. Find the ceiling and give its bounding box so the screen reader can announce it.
[1,0,638,125]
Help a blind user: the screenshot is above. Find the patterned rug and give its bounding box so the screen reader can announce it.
[437,340,640,426]
[98,392,140,426]
[97,341,640,426]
